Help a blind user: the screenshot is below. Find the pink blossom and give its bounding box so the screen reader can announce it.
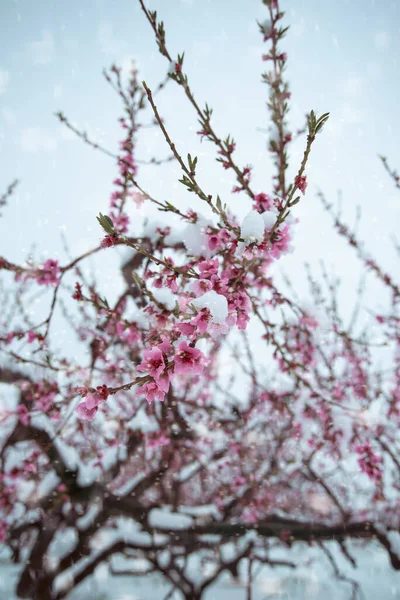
[191,308,211,334]
[112,213,129,233]
[119,153,137,177]
[177,322,196,338]
[147,432,170,449]
[355,442,382,483]
[131,191,146,207]
[299,315,318,329]
[139,380,165,404]
[198,258,219,278]
[115,321,125,338]
[207,229,232,253]
[207,230,224,252]
[0,521,7,543]
[178,295,191,312]
[208,320,229,338]
[16,404,30,426]
[36,259,60,287]
[270,223,292,259]
[158,336,173,355]
[6,332,15,344]
[76,402,98,421]
[295,175,307,195]
[72,282,83,300]
[254,192,273,213]
[101,234,118,249]
[125,325,140,344]
[236,310,250,330]
[174,341,208,376]
[110,190,121,208]
[36,396,53,413]
[191,279,213,297]
[84,392,100,410]
[242,246,255,260]
[27,330,37,343]
[23,462,37,475]
[156,371,170,393]
[169,61,182,74]
[75,386,109,420]
[137,347,166,381]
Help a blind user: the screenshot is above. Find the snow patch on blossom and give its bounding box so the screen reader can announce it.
[240,210,265,243]
[262,210,278,230]
[182,216,213,257]
[168,61,182,75]
[164,226,186,246]
[151,287,177,311]
[143,219,167,242]
[128,306,149,329]
[261,18,273,37]
[191,290,228,323]
[269,121,280,146]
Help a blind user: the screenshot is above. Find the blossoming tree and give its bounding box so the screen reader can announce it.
[1,1,399,599]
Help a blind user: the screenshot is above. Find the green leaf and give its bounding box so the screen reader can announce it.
[96,213,115,234]
[315,113,330,134]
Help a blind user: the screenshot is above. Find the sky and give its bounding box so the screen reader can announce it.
[1,3,400,594]
[1,0,400,328]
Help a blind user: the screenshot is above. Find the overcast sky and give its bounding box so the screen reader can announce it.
[1,0,399,328]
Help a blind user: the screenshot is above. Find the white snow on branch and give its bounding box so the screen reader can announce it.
[152,287,177,311]
[240,210,265,243]
[182,216,213,257]
[191,290,228,323]
[148,508,193,530]
[387,531,400,559]
[262,210,277,230]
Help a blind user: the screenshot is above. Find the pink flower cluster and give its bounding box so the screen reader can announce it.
[0,520,7,543]
[35,259,61,287]
[104,64,140,237]
[16,404,30,426]
[137,338,209,404]
[295,175,307,195]
[355,441,383,483]
[100,234,118,249]
[75,385,110,421]
[22,380,59,415]
[253,192,274,213]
